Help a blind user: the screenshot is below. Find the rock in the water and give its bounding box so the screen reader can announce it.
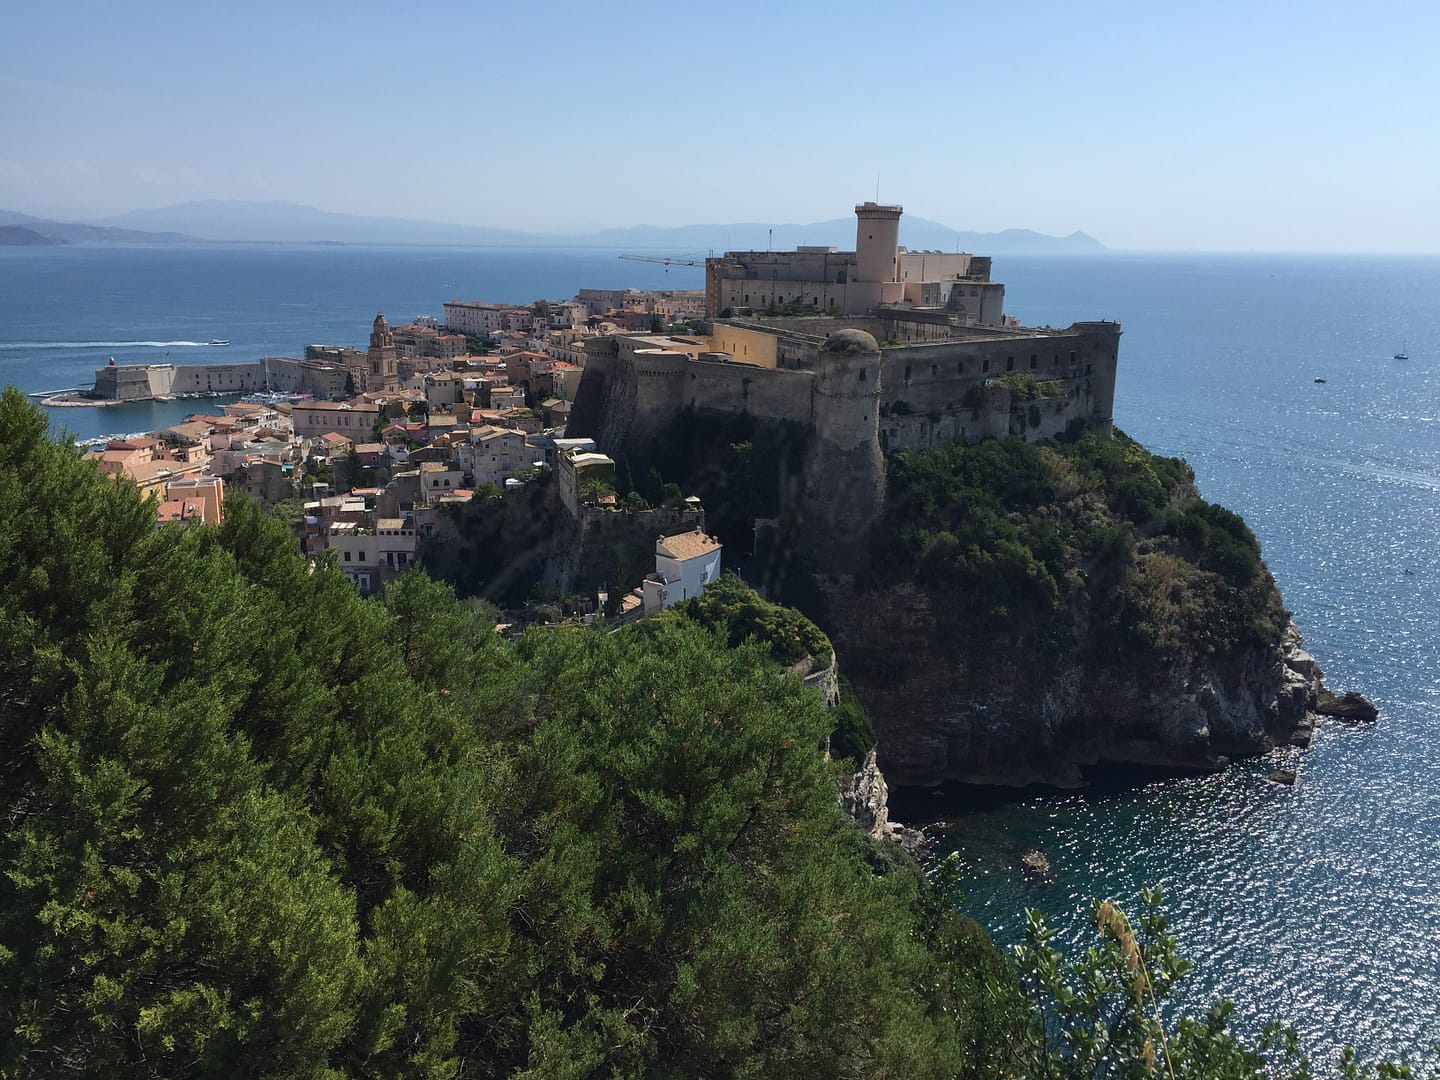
[1314,689,1379,722]
[1288,714,1318,748]
[1266,768,1297,786]
[1019,847,1052,880]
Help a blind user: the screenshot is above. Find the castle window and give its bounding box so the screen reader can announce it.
[904,365,912,384]
[1069,350,1077,364]
[1030,354,1037,369]
[1006,357,1014,372]
[931,364,938,377]
[858,369,867,383]
[983,359,990,373]
[956,361,964,374]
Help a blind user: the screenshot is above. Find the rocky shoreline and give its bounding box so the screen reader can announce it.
[838,620,1376,848]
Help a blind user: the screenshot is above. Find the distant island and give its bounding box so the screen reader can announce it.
[0,199,1106,253]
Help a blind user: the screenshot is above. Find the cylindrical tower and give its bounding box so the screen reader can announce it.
[802,329,885,574]
[854,202,902,283]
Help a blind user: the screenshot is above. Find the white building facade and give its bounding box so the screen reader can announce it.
[642,528,723,613]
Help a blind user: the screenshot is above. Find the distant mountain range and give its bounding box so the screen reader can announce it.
[0,200,1106,254]
[0,209,196,245]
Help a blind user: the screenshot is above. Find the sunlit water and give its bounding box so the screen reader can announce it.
[3,245,1437,1068]
[899,253,1440,1071]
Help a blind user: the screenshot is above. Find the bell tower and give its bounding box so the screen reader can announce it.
[366,312,398,389]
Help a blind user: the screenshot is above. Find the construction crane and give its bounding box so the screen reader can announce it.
[617,254,705,267]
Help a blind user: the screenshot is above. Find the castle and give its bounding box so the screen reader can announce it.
[566,202,1121,570]
[705,201,1006,324]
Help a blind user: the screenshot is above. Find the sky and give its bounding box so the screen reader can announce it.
[1,0,1437,253]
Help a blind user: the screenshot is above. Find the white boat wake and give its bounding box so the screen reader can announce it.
[0,341,211,349]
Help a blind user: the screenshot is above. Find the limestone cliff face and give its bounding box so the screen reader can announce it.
[830,580,1327,789]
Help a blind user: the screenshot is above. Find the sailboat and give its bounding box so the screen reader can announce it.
[1394,341,1409,360]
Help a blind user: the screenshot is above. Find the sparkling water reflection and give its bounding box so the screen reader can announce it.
[917,253,1440,1070]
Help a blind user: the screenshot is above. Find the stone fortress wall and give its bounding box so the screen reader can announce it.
[568,314,1120,571]
[571,316,1120,457]
[90,357,350,401]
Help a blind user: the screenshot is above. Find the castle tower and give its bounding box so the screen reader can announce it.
[802,328,885,574]
[854,202,902,284]
[366,312,398,389]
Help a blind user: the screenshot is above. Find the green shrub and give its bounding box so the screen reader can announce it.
[879,430,1287,660]
[830,675,875,763]
[996,372,1065,400]
[672,574,832,668]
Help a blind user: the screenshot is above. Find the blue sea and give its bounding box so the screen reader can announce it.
[3,243,1438,1070]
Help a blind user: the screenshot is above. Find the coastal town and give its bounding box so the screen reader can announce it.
[70,202,1121,629]
[77,283,721,623]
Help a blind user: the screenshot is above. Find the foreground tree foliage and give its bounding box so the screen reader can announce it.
[0,390,1424,1077]
[0,389,1023,1076]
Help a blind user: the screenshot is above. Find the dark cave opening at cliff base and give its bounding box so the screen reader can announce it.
[885,759,1242,822]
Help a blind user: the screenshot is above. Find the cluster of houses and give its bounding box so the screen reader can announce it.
[83,286,724,623]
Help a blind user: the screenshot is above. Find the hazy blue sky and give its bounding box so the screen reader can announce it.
[2,0,1436,252]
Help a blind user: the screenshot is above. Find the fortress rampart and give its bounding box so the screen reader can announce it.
[567,315,1121,571]
[570,317,1119,455]
[89,357,349,402]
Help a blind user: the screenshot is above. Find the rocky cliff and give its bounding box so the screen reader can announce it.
[821,430,1372,790]
[832,578,1334,788]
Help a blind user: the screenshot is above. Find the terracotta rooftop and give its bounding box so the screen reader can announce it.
[658,528,721,562]
[157,499,205,523]
[472,424,521,441]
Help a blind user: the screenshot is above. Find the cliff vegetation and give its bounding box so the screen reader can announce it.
[833,429,1303,787]
[879,429,1289,659]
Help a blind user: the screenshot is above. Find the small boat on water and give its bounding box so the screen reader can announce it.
[207,339,230,347]
[241,390,313,405]
[1394,341,1409,360]
[1314,377,1326,383]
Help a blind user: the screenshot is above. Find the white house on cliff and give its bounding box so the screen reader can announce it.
[642,528,723,613]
